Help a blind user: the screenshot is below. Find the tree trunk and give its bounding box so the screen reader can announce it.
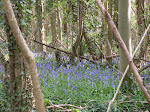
[50,6,57,47]
[41,0,46,53]
[1,0,45,111]
[95,0,150,105]
[113,0,118,28]
[104,0,113,66]
[118,0,132,86]
[63,3,68,49]
[72,0,84,60]
[3,1,33,111]
[56,0,62,42]
[137,0,149,64]
[106,0,113,65]
[35,0,43,52]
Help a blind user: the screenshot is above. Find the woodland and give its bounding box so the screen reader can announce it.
[0,0,150,112]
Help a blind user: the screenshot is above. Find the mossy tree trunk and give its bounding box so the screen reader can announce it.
[1,0,45,111]
[3,0,33,111]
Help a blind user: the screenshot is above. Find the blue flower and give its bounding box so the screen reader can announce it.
[64,89,68,94]
[93,84,96,88]
[72,85,75,89]
[111,84,115,89]
[44,81,47,86]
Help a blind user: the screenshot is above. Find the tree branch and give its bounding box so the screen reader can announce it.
[138,64,150,73]
[34,40,97,64]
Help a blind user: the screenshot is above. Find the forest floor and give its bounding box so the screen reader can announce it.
[35,53,150,112]
[0,53,150,111]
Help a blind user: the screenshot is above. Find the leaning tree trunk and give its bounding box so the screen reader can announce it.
[83,28,97,62]
[1,0,45,111]
[3,0,33,111]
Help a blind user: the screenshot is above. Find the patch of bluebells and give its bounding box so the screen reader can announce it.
[35,53,122,103]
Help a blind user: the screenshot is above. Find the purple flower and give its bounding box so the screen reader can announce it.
[72,85,75,89]
[44,81,47,86]
[111,84,115,89]
[88,80,91,86]
[64,89,68,94]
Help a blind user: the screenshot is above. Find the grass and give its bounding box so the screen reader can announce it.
[0,53,150,111]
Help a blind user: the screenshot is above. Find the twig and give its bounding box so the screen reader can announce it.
[105,54,119,59]
[134,58,150,63]
[47,101,86,111]
[118,101,148,104]
[94,41,105,58]
[138,64,150,73]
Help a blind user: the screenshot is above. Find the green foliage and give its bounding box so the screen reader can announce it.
[33,56,150,111]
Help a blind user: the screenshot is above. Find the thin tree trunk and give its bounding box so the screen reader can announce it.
[106,0,113,65]
[56,0,62,42]
[35,0,43,52]
[104,0,112,66]
[50,7,57,46]
[137,0,147,61]
[83,29,96,62]
[95,0,150,105]
[1,0,45,111]
[63,5,68,49]
[73,0,84,57]
[41,0,46,53]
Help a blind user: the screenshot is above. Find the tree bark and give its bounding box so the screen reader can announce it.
[118,0,133,87]
[50,6,57,47]
[95,0,150,105]
[35,0,43,52]
[1,0,46,111]
[56,0,62,42]
[119,0,132,74]
[106,0,113,65]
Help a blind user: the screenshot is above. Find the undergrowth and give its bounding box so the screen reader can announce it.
[0,53,150,111]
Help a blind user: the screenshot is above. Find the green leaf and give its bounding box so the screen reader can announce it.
[75,109,80,112]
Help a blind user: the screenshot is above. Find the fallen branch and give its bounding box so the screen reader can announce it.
[118,101,148,104]
[34,40,96,64]
[47,101,86,111]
